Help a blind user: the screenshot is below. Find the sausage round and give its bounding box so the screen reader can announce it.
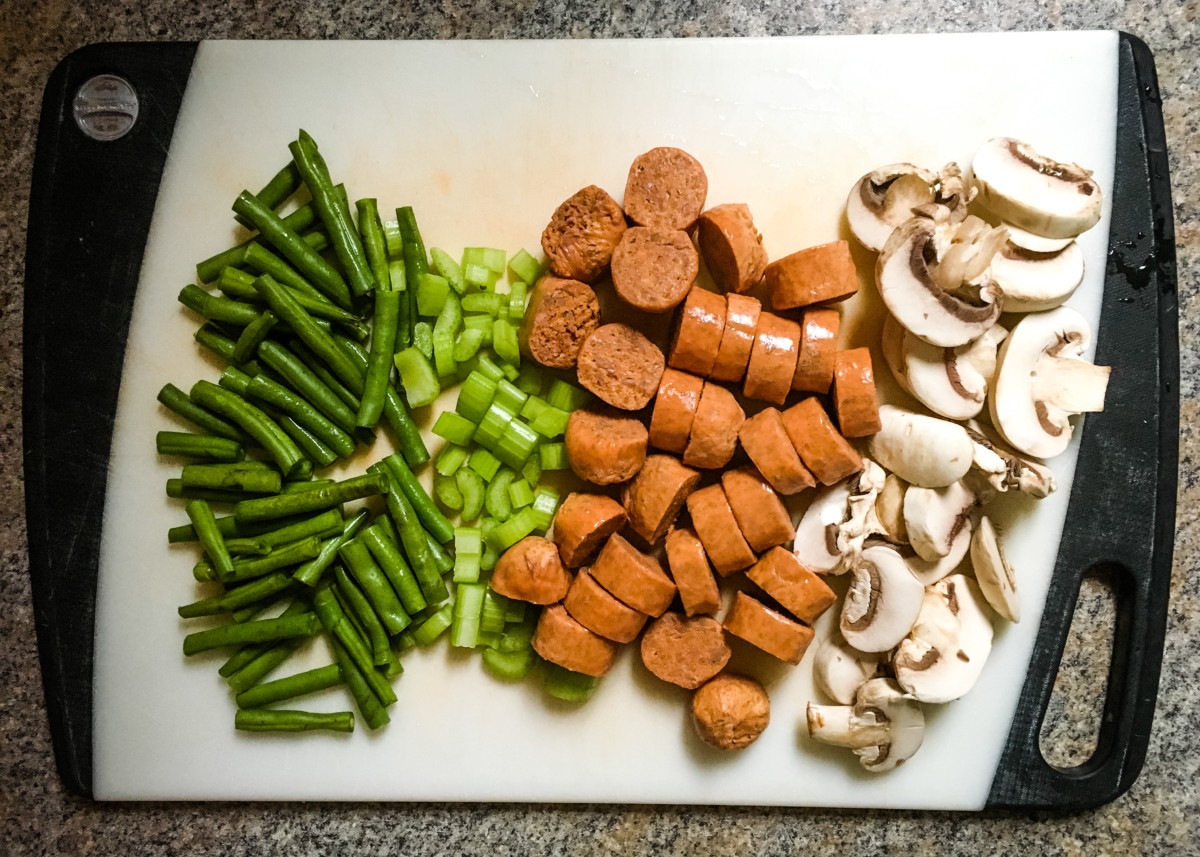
[720,466,794,553]
[780,397,864,486]
[519,276,601,369]
[746,546,838,625]
[697,203,768,294]
[565,409,648,485]
[686,484,756,576]
[743,312,801,405]
[640,612,732,689]
[649,368,704,455]
[563,568,649,643]
[541,185,628,284]
[722,591,815,665]
[832,347,882,437]
[551,493,629,568]
[532,603,618,677]
[665,527,721,617]
[590,533,678,617]
[610,227,699,313]
[792,308,840,393]
[682,382,746,470]
[623,147,708,231]
[490,536,571,605]
[737,407,816,495]
[576,323,666,411]
[709,293,762,383]
[622,454,702,544]
[765,239,859,310]
[691,674,771,750]
[668,287,726,377]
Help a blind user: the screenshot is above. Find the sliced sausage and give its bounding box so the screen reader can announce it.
[686,484,756,576]
[622,454,702,544]
[743,312,801,405]
[564,409,648,485]
[780,397,864,486]
[611,227,699,313]
[540,185,627,283]
[577,323,665,411]
[832,347,882,437]
[722,591,815,665]
[682,382,745,469]
[532,603,618,677]
[519,276,601,369]
[648,368,704,454]
[709,293,762,383]
[691,674,770,750]
[792,308,840,393]
[765,239,859,310]
[563,568,649,643]
[738,408,816,495]
[668,287,726,377]
[665,527,721,617]
[590,533,677,617]
[640,612,732,689]
[720,466,794,553]
[490,536,571,605]
[551,493,628,568]
[746,546,837,624]
[697,203,767,294]
[624,147,708,231]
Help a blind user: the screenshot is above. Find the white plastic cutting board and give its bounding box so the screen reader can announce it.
[94,33,1118,806]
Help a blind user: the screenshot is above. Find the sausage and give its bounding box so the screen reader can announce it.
[765,239,860,310]
[746,546,838,624]
[792,308,840,393]
[648,368,704,454]
[610,227,699,313]
[490,536,571,605]
[686,484,756,576]
[696,203,768,294]
[563,568,649,643]
[709,293,762,383]
[540,185,627,283]
[738,407,816,495]
[576,323,666,411]
[519,276,602,369]
[780,397,864,486]
[640,612,732,689]
[664,527,721,616]
[532,603,618,677]
[682,382,745,469]
[668,286,726,377]
[743,312,801,405]
[622,454,701,544]
[832,347,882,437]
[691,674,770,750]
[590,533,678,617]
[720,466,794,553]
[722,591,815,665]
[551,493,628,567]
[623,147,708,232]
[565,409,648,485]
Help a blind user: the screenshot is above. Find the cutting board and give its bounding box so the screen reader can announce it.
[23,33,1176,810]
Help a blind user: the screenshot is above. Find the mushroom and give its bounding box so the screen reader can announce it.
[840,544,925,653]
[989,240,1084,312]
[904,518,974,586]
[837,460,888,570]
[893,574,995,703]
[812,629,884,705]
[1005,223,1074,253]
[903,480,979,562]
[989,306,1111,459]
[792,461,886,575]
[873,473,909,545]
[807,678,925,772]
[963,419,1057,498]
[895,321,1007,420]
[970,516,1020,623]
[868,405,975,488]
[971,137,1103,240]
[876,208,1006,347]
[845,163,938,252]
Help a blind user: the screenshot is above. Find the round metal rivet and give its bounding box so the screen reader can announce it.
[73,74,139,141]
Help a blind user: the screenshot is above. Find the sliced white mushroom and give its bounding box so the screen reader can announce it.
[903,480,979,562]
[837,460,888,571]
[963,419,1057,498]
[873,473,909,545]
[971,516,1020,623]
[990,240,1085,312]
[812,629,884,705]
[841,544,925,653]
[933,163,975,224]
[807,678,925,772]
[990,306,1111,459]
[879,314,913,395]
[846,163,938,252]
[893,574,995,703]
[792,481,854,573]
[905,518,974,586]
[1005,223,1074,253]
[868,405,975,488]
[972,137,1103,240]
[898,323,1006,420]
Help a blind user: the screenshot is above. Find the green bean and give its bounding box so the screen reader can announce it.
[178,285,261,327]
[234,160,302,229]
[196,199,320,283]
[334,336,428,466]
[256,341,361,436]
[218,366,253,397]
[234,709,354,733]
[178,571,292,618]
[335,568,393,666]
[356,288,401,429]
[278,416,337,468]
[245,374,355,458]
[356,198,390,291]
[220,265,363,328]
[426,531,454,575]
[379,452,453,544]
[232,311,278,363]
[235,663,343,710]
[339,539,411,635]
[169,511,311,544]
[194,325,266,376]
[288,339,360,411]
[293,509,368,587]
[242,242,332,305]
[167,480,260,505]
[329,638,389,730]
[156,431,245,462]
[189,380,306,479]
[312,586,397,706]
[223,537,272,556]
[234,472,386,524]
[158,383,248,443]
[186,498,234,579]
[359,523,426,615]
[376,465,448,605]
[197,535,323,583]
[180,463,282,494]
[396,206,428,350]
[218,599,310,678]
[182,612,319,656]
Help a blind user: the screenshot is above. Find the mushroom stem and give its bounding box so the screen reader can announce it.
[1034,356,1111,413]
[806,703,891,749]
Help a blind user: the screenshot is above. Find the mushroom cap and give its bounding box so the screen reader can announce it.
[990,240,1085,312]
[903,480,979,562]
[840,544,925,653]
[879,314,914,396]
[854,678,926,772]
[846,163,937,252]
[898,322,1004,420]
[873,472,910,545]
[1005,224,1075,253]
[894,574,995,703]
[972,137,1103,240]
[905,512,974,586]
[970,516,1020,623]
[963,419,1058,498]
[867,405,975,489]
[812,629,884,705]
[792,480,854,574]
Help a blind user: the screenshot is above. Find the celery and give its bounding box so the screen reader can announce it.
[496,419,539,469]
[413,321,434,360]
[494,379,528,414]
[529,404,570,438]
[432,411,475,446]
[482,646,534,681]
[508,479,535,509]
[393,347,440,408]
[521,453,541,489]
[462,292,503,315]
[508,280,527,320]
[507,248,544,285]
[542,662,600,702]
[453,526,482,583]
[416,272,451,316]
[480,590,509,634]
[456,370,498,423]
[485,468,516,522]
[545,379,590,412]
[411,603,453,646]
[488,506,538,550]
[514,364,543,396]
[455,467,486,522]
[463,262,499,291]
[452,327,486,362]
[463,247,507,274]
[475,401,517,450]
[450,583,486,647]
[492,318,520,367]
[433,474,464,512]
[539,443,567,471]
[435,444,469,476]
[468,447,502,481]
[530,488,560,532]
[430,247,465,294]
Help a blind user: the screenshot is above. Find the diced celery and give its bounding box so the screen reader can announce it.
[487,506,538,551]
[521,453,541,488]
[453,527,482,583]
[508,280,527,320]
[545,379,590,412]
[539,443,566,471]
[500,360,519,381]
[462,292,503,315]
[507,248,544,285]
[455,370,498,423]
[463,262,499,291]
[411,603,453,646]
[413,320,434,360]
[388,260,407,292]
[476,352,506,382]
[479,517,500,571]
[485,468,516,522]
[480,590,509,634]
[514,364,544,396]
[504,599,526,624]
[542,662,600,702]
[453,327,486,362]
[529,404,570,438]
[508,478,535,509]
[530,487,560,532]
[462,247,507,274]
[496,419,539,469]
[430,247,465,294]
[450,583,486,648]
[475,401,517,450]
[492,318,520,367]
[416,272,451,316]
[433,328,457,378]
[433,474,464,512]
[455,467,486,522]
[494,379,528,414]
[382,220,403,258]
[432,411,476,446]
[393,348,440,407]
[520,395,549,422]
[482,646,534,680]
[435,444,469,476]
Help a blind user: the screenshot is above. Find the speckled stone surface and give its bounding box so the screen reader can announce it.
[2,1,1197,854]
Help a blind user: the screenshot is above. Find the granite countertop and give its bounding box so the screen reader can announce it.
[2,2,1196,854]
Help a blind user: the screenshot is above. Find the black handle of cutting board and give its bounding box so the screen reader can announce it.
[985,32,1178,811]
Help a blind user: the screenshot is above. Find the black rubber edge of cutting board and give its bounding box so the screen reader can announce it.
[23,41,199,799]
[984,32,1178,812]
